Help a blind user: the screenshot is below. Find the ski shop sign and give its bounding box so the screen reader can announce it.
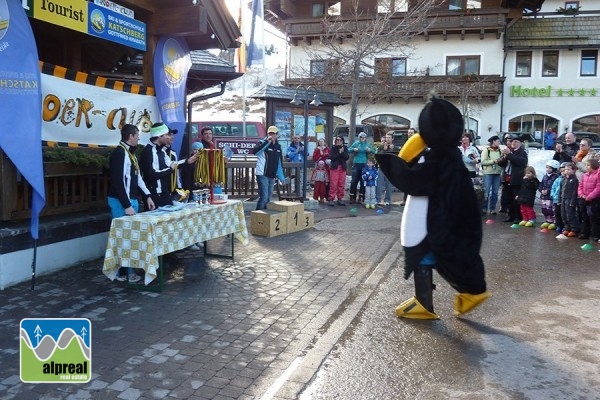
[22,0,146,50]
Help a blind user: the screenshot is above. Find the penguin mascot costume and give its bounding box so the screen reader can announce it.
[375,95,490,319]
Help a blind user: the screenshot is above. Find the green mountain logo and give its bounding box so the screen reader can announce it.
[20,318,91,383]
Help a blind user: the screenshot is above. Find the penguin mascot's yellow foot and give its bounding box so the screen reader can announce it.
[396,297,440,320]
[454,292,491,316]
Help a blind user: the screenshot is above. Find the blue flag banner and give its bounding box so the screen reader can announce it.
[153,37,191,154]
[246,0,264,68]
[0,0,45,239]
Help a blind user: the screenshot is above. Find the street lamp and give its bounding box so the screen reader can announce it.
[290,85,322,201]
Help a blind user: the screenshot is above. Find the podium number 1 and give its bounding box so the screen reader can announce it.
[293,212,298,226]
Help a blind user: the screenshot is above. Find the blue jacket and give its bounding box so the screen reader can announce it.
[348,140,375,164]
[539,172,558,200]
[286,142,306,162]
[361,165,378,187]
[550,175,563,203]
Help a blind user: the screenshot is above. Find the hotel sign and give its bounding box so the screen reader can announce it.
[22,0,145,50]
[510,85,598,97]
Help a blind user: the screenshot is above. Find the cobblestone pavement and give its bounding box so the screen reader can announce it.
[0,201,403,400]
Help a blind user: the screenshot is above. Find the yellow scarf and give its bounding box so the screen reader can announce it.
[119,143,139,175]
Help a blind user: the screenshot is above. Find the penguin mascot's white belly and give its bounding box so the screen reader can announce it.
[400,196,428,247]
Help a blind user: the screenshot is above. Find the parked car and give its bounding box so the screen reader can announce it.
[556,132,600,150]
[390,130,409,148]
[499,132,543,149]
[188,120,266,157]
[332,124,385,143]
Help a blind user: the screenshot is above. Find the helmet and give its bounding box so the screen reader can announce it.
[192,141,204,151]
[560,162,568,169]
[546,160,560,170]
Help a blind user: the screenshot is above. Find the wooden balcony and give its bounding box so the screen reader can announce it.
[284,9,509,45]
[285,75,506,103]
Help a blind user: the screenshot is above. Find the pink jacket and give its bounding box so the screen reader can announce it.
[578,169,600,201]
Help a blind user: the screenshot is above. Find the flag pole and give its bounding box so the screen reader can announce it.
[30,240,38,290]
[260,0,267,88]
[240,0,247,139]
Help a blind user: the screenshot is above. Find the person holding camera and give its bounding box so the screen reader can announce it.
[459,132,480,178]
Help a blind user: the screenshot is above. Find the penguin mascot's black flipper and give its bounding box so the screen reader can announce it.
[375,95,490,319]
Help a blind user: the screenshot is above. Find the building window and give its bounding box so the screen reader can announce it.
[391,58,407,76]
[328,2,341,16]
[542,51,559,77]
[313,2,341,17]
[564,1,579,10]
[508,114,559,142]
[312,4,324,17]
[449,0,481,10]
[378,0,408,13]
[581,50,597,76]
[311,60,326,77]
[573,114,600,133]
[446,56,480,76]
[516,51,532,77]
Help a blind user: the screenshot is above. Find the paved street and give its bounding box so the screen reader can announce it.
[1,199,599,400]
[0,200,402,400]
[296,214,600,400]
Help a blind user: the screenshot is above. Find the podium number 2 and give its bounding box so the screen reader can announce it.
[275,219,280,231]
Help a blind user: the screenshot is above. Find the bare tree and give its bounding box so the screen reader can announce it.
[290,0,441,143]
[450,73,496,138]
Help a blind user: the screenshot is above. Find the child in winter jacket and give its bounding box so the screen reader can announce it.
[361,159,378,209]
[516,166,539,226]
[311,160,329,202]
[577,158,600,241]
[560,163,581,237]
[550,162,566,232]
[539,160,560,224]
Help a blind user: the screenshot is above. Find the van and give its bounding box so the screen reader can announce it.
[332,124,385,143]
[556,132,600,150]
[189,120,266,157]
[499,132,543,150]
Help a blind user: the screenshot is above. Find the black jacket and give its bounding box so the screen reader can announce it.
[140,143,172,195]
[553,142,578,163]
[561,175,579,207]
[497,146,528,186]
[108,142,150,208]
[517,177,539,206]
[328,144,349,170]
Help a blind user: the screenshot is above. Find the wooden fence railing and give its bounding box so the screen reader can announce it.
[0,154,304,222]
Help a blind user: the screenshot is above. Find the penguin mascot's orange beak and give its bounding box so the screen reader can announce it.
[375,95,490,319]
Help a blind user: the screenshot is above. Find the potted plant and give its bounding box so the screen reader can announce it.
[42,147,111,177]
[556,5,580,15]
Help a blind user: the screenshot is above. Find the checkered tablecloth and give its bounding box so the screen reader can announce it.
[102,200,248,285]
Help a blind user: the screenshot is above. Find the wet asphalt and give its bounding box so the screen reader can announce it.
[0,195,599,400]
